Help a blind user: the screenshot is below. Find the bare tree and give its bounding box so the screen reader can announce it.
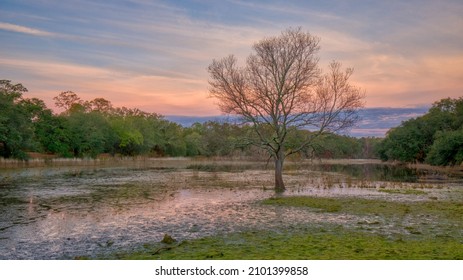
[208,28,365,192]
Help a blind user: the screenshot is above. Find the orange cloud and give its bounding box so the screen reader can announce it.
[336,52,463,108]
[0,57,220,115]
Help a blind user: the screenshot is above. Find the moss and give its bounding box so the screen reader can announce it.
[186,163,265,172]
[378,189,428,195]
[261,196,463,221]
[263,196,343,212]
[111,227,463,260]
[101,195,463,260]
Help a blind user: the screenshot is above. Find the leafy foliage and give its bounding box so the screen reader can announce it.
[426,129,463,166]
[378,97,463,165]
[0,80,39,159]
[1,79,375,160]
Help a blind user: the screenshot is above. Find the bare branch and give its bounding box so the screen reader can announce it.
[207,28,365,191]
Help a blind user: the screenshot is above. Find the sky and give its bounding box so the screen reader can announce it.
[1,0,462,120]
[165,106,430,137]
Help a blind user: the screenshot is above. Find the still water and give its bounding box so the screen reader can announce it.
[0,159,461,259]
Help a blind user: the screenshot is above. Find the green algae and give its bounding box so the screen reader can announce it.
[111,227,463,260]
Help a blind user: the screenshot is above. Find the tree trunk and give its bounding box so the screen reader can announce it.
[274,151,285,192]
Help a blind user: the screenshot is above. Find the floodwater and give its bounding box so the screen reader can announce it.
[0,159,461,259]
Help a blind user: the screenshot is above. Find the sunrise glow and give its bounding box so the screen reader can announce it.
[1,0,462,116]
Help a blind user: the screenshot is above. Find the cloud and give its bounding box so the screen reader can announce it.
[352,53,463,107]
[0,57,218,116]
[0,22,54,36]
[164,107,430,137]
[1,0,462,116]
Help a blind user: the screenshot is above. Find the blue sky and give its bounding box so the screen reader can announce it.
[1,0,462,125]
[165,106,430,137]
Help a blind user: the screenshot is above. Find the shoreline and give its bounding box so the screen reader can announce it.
[1,156,462,175]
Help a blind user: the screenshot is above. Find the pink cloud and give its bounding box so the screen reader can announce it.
[0,22,54,36]
[0,57,220,115]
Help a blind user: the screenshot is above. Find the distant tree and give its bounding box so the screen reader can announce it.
[34,111,72,157]
[0,80,41,159]
[378,97,463,164]
[359,137,382,159]
[426,129,463,166]
[109,115,144,155]
[132,113,166,155]
[199,121,240,156]
[67,110,115,158]
[309,133,362,159]
[89,97,113,113]
[159,121,186,156]
[183,122,205,156]
[208,28,364,192]
[184,131,203,156]
[53,91,83,113]
[377,118,430,163]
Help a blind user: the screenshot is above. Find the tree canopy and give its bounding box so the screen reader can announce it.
[378,97,463,166]
[1,79,376,164]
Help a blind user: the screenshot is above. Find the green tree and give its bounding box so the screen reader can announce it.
[109,115,144,156]
[184,131,203,156]
[0,80,39,159]
[359,137,382,159]
[108,108,167,156]
[426,129,463,166]
[378,97,463,164]
[378,118,430,162]
[199,121,240,157]
[34,111,72,157]
[313,134,362,159]
[159,121,186,156]
[67,110,116,158]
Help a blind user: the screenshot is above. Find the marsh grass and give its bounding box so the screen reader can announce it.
[186,162,267,172]
[111,227,463,260]
[107,195,463,260]
[378,189,428,195]
[262,196,463,221]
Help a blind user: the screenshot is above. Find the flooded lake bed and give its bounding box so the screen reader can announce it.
[1,158,462,259]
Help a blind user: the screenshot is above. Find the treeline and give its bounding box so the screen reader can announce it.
[1,80,380,160]
[378,97,463,166]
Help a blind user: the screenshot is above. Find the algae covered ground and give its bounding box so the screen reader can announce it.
[113,195,463,260]
[116,227,463,260]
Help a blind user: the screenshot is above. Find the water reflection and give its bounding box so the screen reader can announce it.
[303,163,454,183]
